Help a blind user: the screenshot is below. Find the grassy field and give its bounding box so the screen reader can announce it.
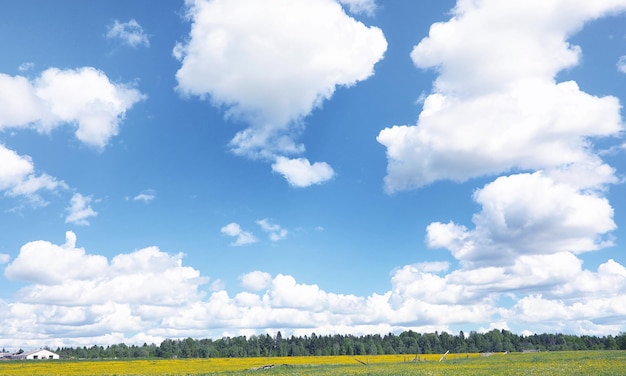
[0,351,624,375]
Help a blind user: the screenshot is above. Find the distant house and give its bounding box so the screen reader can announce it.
[11,349,60,360]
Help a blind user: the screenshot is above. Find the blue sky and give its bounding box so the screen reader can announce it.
[1,0,626,349]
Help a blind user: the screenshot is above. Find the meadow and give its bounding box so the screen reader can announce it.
[1,351,624,375]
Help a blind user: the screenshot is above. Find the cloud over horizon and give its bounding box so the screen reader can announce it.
[1,0,626,350]
[1,232,624,348]
[376,0,626,336]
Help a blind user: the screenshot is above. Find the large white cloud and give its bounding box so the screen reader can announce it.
[427,172,616,266]
[2,232,208,347]
[377,0,625,192]
[0,67,145,149]
[2,232,624,348]
[174,0,386,185]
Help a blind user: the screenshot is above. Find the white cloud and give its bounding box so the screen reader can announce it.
[220,222,257,246]
[377,0,625,192]
[5,231,107,285]
[1,232,626,347]
[2,233,207,347]
[106,19,150,48]
[618,55,626,73]
[0,144,66,204]
[174,0,386,183]
[65,193,98,226]
[0,67,145,149]
[241,271,272,291]
[427,172,616,266]
[256,218,288,241]
[271,157,334,187]
[375,0,626,335]
[338,0,377,16]
[0,254,10,265]
[133,189,156,203]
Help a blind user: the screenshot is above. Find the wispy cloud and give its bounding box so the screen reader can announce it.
[17,62,34,72]
[132,189,156,203]
[106,19,150,48]
[618,55,626,73]
[338,0,377,16]
[220,222,257,246]
[256,218,288,242]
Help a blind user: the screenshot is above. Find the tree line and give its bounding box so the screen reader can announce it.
[54,329,626,359]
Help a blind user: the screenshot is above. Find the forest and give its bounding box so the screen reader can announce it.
[49,329,626,359]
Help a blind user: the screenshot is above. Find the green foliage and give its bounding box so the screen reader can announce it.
[54,330,626,360]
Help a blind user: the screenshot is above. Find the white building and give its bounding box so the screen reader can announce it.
[12,349,60,360]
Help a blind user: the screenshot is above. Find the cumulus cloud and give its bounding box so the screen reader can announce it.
[2,232,207,347]
[427,172,616,266]
[65,193,98,226]
[0,67,145,149]
[241,271,272,291]
[377,0,625,192]
[1,232,625,348]
[5,231,106,285]
[256,218,288,241]
[220,222,257,246]
[106,19,150,48]
[271,157,334,187]
[0,144,66,205]
[370,0,626,337]
[175,0,386,184]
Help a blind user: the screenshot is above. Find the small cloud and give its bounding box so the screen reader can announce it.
[272,157,334,187]
[65,193,97,226]
[220,223,257,246]
[133,189,156,203]
[18,62,34,72]
[106,19,150,48]
[256,218,288,242]
[617,56,626,73]
[338,0,377,16]
[0,253,10,265]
